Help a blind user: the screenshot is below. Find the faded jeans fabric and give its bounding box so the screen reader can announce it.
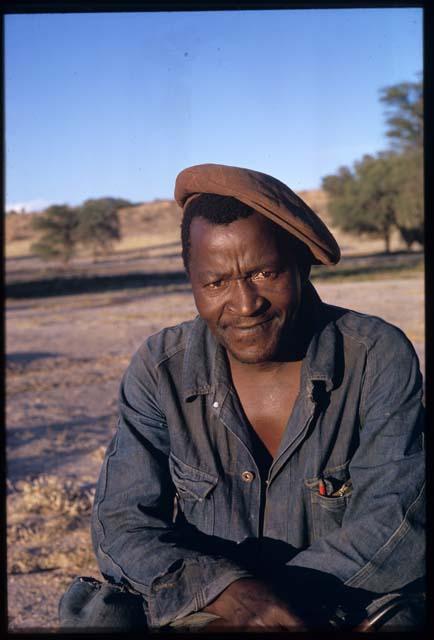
[91,283,425,629]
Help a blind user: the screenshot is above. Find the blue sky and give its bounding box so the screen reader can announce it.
[5,8,422,211]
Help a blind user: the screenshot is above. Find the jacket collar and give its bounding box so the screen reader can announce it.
[182,315,221,400]
[302,282,342,395]
[182,282,341,401]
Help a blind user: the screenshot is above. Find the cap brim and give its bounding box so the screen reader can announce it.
[175,163,340,266]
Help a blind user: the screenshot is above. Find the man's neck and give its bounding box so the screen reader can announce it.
[227,352,301,378]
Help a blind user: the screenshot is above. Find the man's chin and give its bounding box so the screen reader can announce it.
[214,322,285,364]
[224,341,279,365]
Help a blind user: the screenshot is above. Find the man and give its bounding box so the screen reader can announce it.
[60,164,425,631]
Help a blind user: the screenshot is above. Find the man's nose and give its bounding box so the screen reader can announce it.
[227,278,265,316]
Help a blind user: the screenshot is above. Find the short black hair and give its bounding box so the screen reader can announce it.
[181,194,254,272]
[180,192,312,277]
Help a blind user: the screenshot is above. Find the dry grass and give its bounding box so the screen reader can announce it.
[8,475,97,576]
[90,445,107,465]
[5,232,180,260]
[10,475,94,516]
[5,238,35,258]
[114,230,181,253]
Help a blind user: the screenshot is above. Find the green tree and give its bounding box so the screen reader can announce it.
[389,149,424,249]
[31,204,79,264]
[380,77,423,248]
[323,153,399,253]
[77,197,128,258]
[380,78,423,151]
[323,76,423,252]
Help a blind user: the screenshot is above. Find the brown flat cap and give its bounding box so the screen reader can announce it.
[175,163,340,265]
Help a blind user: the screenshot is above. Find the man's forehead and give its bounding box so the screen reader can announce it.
[190,219,292,276]
[191,212,289,246]
[190,212,281,248]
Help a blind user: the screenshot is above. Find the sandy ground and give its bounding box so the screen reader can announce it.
[6,271,424,630]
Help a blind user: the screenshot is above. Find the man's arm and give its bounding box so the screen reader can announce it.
[285,325,425,597]
[91,343,252,629]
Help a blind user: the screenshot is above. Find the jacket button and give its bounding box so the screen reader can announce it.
[212,401,219,408]
[241,471,255,482]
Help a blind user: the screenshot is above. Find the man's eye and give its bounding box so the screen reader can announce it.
[251,270,277,281]
[206,280,224,289]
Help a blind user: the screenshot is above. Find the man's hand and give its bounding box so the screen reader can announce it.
[202,578,307,630]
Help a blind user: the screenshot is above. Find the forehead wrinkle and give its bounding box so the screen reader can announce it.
[189,212,287,277]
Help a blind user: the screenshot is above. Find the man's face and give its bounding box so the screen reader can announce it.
[189,212,303,364]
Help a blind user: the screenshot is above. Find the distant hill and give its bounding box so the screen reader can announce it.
[5,211,36,243]
[118,199,182,237]
[5,190,330,246]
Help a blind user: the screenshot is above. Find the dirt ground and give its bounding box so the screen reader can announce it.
[6,255,424,630]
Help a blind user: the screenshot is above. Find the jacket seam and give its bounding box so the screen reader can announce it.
[94,430,153,595]
[152,342,187,368]
[344,481,425,588]
[359,342,372,427]
[336,311,389,346]
[94,430,118,551]
[96,460,153,589]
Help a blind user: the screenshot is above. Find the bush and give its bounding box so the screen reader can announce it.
[76,197,128,259]
[31,205,79,264]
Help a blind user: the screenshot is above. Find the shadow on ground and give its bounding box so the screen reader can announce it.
[7,415,114,482]
[7,352,59,365]
[6,270,190,299]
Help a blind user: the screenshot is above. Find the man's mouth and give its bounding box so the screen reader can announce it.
[227,317,274,332]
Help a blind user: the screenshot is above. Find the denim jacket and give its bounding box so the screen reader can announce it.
[91,284,425,628]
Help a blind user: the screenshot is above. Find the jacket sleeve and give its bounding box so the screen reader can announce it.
[91,342,252,628]
[287,325,425,594]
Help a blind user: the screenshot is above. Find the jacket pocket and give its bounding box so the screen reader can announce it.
[305,461,353,542]
[168,453,218,534]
